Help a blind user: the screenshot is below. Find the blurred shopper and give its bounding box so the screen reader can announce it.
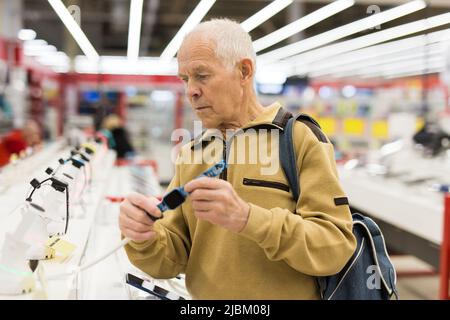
[93,93,114,132]
[0,119,43,167]
[413,121,450,156]
[101,114,135,159]
[119,19,356,299]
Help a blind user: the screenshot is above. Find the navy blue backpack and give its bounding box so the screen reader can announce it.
[278,111,399,300]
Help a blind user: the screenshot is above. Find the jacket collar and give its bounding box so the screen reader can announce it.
[191,102,290,150]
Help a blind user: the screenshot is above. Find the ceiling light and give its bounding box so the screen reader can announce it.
[285,20,450,76]
[310,44,446,77]
[24,44,57,56]
[258,0,426,63]
[333,57,446,78]
[23,39,48,48]
[241,0,293,32]
[75,56,178,75]
[302,35,448,76]
[36,52,69,66]
[384,67,445,79]
[160,0,216,59]
[342,85,356,98]
[318,86,333,99]
[47,0,99,61]
[255,69,287,85]
[127,0,144,62]
[253,0,354,52]
[17,29,36,41]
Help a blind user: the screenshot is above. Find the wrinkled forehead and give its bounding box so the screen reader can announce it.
[177,33,221,66]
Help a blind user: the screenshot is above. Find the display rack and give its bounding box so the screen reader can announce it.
[440,195,450,300]
[0,139,190,299]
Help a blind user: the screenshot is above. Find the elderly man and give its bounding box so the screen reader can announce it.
[119,19,356,299]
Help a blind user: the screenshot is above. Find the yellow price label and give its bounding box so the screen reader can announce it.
[343,118,365,136]
[416,118,425,131]
[372,120,388,139]
[317,118,336,136]
[46,237,76,261]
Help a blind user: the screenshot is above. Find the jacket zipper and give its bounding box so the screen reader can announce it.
[242,178,290,192]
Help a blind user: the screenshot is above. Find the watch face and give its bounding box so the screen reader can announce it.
[164,189,186,209]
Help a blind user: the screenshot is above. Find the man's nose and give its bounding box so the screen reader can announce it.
[186,82,201,100]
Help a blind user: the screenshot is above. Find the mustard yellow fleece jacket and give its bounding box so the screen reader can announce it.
[124,102,356,299]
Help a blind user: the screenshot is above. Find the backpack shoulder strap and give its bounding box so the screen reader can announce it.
[279,116,298,202]
[278,110,324,202]
[352,213,398,298]
[278,110,328,298]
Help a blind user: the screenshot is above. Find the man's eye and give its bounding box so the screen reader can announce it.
[196,74,209,80]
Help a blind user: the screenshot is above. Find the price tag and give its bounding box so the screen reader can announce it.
[46,237,76,261]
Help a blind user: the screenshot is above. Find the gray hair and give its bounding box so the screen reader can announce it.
[182,18,257,71]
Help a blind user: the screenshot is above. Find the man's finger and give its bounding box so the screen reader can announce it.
[191,199,214,212]
[189,188,223,201]
[127,192,162,220]
[184,177,225,193]
[120,199,154,226]
[123,227,156,242]
[120,213,153,233]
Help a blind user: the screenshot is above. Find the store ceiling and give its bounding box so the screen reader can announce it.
[22,0,450,59]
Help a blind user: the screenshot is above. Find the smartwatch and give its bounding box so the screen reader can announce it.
[153,160,227,217]
[156,187,189,213]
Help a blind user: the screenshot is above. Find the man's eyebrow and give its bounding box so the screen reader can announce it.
[193,66,209,72]
[178,66,210,78]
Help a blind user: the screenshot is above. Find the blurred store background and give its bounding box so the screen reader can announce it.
[1,0,450,300]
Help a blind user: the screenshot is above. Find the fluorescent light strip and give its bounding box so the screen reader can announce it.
[23,39,48,48]
[24,43,54,52]
[47,0,99,61]
[370,59,445,77]
[258,0,426,63]
[301,35,430,75]
[324,65,444,80]
[127,0,144,61]
[37,52,70,67]
[292,27,450,70]
[384,67,445,79]
[310,43,446,77]
[334,57,445,78]
[326,59,438,78]
[75,56,178,75]
[352,57,444,78]
[160,0,216,59]
[253,0,354,52]
[241,0,293,32]
[297,33,440,73]
[284,19,450,76]
[24,45,58,56]
[18,29,37,41]
[360,65,445,79]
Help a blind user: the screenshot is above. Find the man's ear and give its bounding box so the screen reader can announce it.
[238,59,254,84]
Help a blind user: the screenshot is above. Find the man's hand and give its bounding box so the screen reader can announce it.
[184,177,250,233]
[119,192,162,242]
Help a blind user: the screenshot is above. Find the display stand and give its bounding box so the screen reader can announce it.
[439,194,450,300]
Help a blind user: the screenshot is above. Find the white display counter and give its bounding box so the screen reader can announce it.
[337,154,448,269]
[0,141,188,300]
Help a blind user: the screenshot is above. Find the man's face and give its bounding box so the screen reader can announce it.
[177,36,244,129]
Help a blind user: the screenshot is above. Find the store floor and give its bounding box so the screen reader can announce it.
[392,255,440,300]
